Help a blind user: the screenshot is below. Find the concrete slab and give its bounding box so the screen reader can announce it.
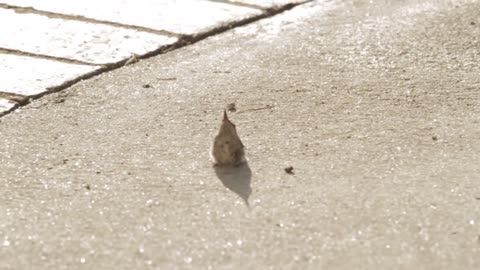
[2,0,262,35]
[0,53,99,96]
[0,9,177,65]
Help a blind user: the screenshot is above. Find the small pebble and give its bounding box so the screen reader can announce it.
[284,166,294,175]
[227,103,236,112]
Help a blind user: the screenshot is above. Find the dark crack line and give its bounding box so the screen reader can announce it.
[0,3,181,38]
[0,92,25,116]
[0,0,313,116]
[21,41,181,100]
[206,0,265,10]
[0,47,98,66]
[0,92,28,104]
[178,1,313,42]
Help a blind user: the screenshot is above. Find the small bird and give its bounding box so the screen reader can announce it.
[211,110,245,167]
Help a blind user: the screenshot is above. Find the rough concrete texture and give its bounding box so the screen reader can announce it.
[0,0,479,269]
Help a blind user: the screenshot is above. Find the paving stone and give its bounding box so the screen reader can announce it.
[0,98,17,115]
[0,53,100,96]
[2,0,262,35]
[0,9,177,65]
[229,0,308,8]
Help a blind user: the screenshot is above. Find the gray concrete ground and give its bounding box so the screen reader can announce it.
[1,0,480,269]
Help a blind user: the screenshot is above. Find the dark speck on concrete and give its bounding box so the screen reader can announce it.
[285,166,294,175]
[227,103,236,112]
[142,84,151,88]
[54,97,66,104]
[432,135,438,141]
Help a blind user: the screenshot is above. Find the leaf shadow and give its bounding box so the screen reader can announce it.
[214,162,252,207]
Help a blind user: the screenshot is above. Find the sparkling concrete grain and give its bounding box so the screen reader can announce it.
[0,53,99,96]
[0,9,177,65]
[2,0,262,35]
[0,0,479,269]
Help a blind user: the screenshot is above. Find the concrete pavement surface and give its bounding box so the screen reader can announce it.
[1,0,480,269]
[0,0,305,114]
[1,0,261,35]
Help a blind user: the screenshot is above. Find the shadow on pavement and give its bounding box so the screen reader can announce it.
[214,162,252,207]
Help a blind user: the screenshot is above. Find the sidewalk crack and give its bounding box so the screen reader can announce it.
[0,3,182,38]
[0,48,98,66]
[206,0,265,10]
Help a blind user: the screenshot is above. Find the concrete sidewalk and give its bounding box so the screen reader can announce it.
[1,0,480,269]
[0,0,305,115]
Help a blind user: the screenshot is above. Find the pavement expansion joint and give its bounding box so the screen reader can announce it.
[35,67,111,99]
[0,0,313,117]
[0,92,28,106]
[0,3,182,38]
[0,48,98,66]
[180,0,311,42]
[206,0,265,10]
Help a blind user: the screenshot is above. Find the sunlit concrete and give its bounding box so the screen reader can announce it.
[1,0,262,34]
[0,9,177,65]
[0,53,99,96]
